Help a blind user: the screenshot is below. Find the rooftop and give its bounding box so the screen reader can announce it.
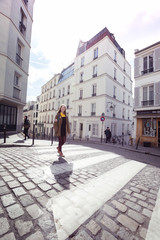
[76,27,125,57]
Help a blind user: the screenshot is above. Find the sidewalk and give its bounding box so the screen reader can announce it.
[0,133,160,158]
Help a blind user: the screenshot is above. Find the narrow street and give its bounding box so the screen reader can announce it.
[0,141,160,240]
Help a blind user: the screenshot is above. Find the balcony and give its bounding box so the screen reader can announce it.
[16,54,23,66]
[91,112,95,116]
[19,21,26,35]
[141,100,154,106]
[92,74,97,78]
[141,68,154,75]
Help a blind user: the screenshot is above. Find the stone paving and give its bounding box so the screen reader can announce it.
[0,142,160,240]
[68,165,160,240]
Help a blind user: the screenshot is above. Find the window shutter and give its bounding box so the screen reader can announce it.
[155,81,160,105]
[154,47,160,71]
[134,57,140,78]
[134,87,140,107]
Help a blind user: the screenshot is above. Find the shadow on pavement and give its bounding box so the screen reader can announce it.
[68,140,160,168]
[51,157,73,189]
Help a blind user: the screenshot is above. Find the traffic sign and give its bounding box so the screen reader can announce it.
[100,116,105,121]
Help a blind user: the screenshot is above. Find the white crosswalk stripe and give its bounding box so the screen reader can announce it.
[46,160,146,240]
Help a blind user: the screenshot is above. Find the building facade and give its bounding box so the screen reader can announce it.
[0,0,35,132]
[73,28,132,140]
[37,28,133,141]
[134,42,160,147]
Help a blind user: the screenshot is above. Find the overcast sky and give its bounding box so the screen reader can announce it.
[27,0,160,101]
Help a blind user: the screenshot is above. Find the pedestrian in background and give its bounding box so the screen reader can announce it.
[23,116,30,140]
[104,127,111,143]
[54,104,70,157]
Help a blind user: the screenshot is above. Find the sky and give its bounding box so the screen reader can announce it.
[27,0,160,101]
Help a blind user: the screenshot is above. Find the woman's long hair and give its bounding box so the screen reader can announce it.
[57,104,66,115]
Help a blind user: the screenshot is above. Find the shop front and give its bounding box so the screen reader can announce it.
[136,110,160,147]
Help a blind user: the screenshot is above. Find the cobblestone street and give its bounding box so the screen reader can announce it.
[0,140,160,240]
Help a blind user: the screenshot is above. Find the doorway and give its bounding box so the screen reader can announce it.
[79,123,83,140]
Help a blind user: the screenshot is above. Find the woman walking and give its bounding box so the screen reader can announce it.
[54,104,70,157]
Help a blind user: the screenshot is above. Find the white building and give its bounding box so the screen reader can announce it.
[134,41,160,147]
[73,28,133,140]
[0,0,35,132]
[38,28,133,141]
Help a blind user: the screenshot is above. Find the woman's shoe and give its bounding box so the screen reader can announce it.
[59,152,65,157]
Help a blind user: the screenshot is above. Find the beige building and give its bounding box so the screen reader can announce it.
[134,42,160,147]
[37,28,133,142]
[0,0,35,132]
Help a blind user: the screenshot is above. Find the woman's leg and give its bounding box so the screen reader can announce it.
[60,136,66,154]
[58,136,62,152]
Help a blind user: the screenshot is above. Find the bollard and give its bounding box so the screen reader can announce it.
[32,124,35,145]
[4,124,6,143]
[51,127,53,146]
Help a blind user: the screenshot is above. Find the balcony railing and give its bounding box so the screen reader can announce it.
[19,21,26,34]
[91,112,95,116]
[141,68,154,75]
[141,100,154,106]
[16,54,23,66]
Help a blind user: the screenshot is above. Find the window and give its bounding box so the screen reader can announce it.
[67,99,69,109]
[93,65,97,77]
[13,87,20,99]
[59,89,61,98]
[92,123,98,136]
[78,105,82,116]
[23,0,28,6]
[128,110,130,120]
[79,89,83,99]
[123,62,126,72]
[128,95,130,105]
[52,102,54,110]
[53,90,55,97]
[80,72,83,82]
[91,103,96,116]
[81,56,84,67]
[142,85,154,106]
[62,87,65,96]
[114,68,117,80]
[142,118,156,137]
[122,108,125,119]
[19,8,26,35]
[123,92,125,103]
[14,73,20,86]
[142,54,153,74]
[93,48,98,59]
[113,86,116,98]
[122,123,124,135]
[92,84,96,96]
[113,105,116,117]
[73,121,77,132]
[67,85,70,94]
[16,41,23,66]
[114,50,117,62]
[54,79,56,86]
[123,77,125,87]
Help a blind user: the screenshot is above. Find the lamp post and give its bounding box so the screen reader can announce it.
[100,113,105,143]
